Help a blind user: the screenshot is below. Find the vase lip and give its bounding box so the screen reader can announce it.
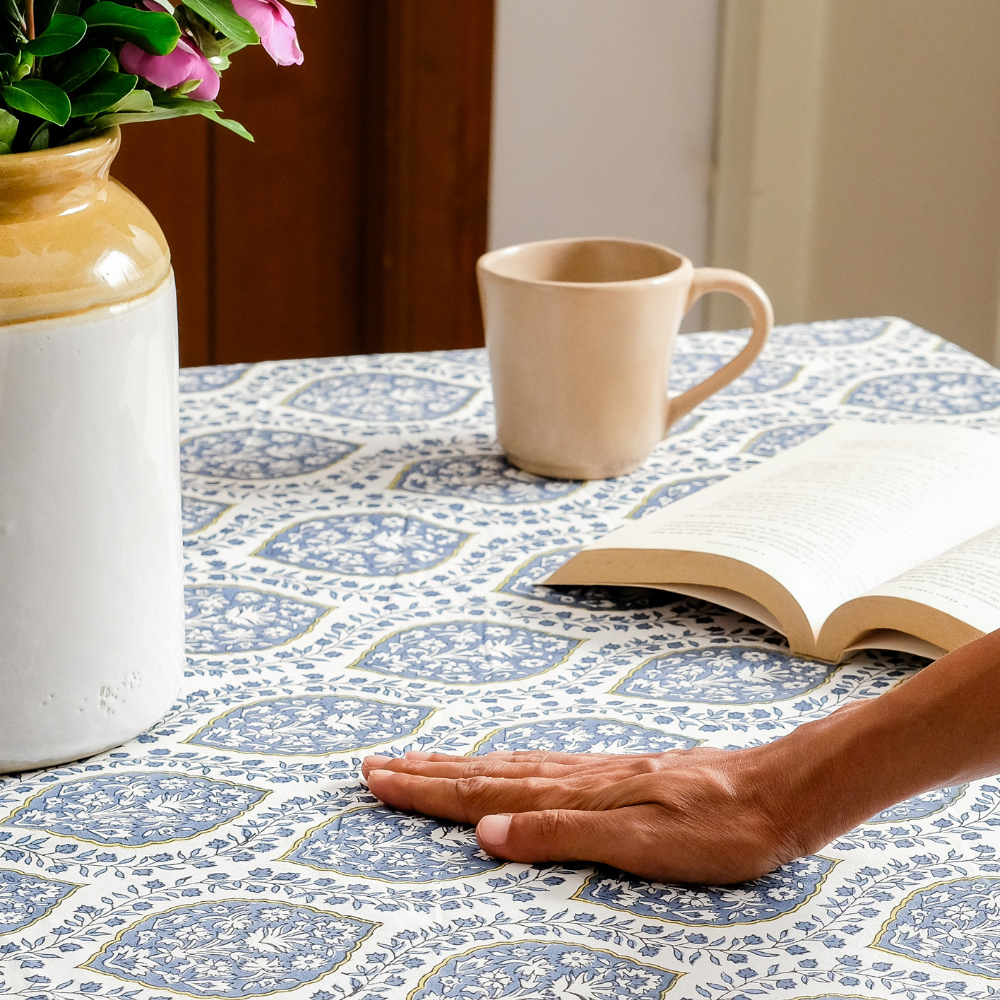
[0,126,120,165]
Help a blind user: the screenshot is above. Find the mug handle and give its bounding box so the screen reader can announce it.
[665,267,774,431]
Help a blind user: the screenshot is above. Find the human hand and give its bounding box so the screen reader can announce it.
[361,745,812,885]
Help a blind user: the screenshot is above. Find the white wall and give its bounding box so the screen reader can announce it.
[489,0,720,329]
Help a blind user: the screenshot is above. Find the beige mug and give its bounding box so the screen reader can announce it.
[476,237,774,480]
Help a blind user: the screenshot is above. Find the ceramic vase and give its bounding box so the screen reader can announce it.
[0,127,183,771]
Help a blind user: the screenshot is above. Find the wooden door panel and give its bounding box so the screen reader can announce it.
[112,117,211,367]
[108,0,493,367]
[213,2,367,363]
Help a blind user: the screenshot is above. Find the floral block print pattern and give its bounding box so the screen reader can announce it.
[614,646,837,704]
[769,317,889,346]
[409,942,678,1000]
[285,372,478,422]
[181,496,231,534]
[180,429,357,479]
[865,785,965,824]
[187,695,434,755]
[497,549,672,610]
[6,773,267,846]
[576,857,835,924]
[85,900,376,997]
[0,870,77,934]
[742,422,832,458]
[179,363,253,393]
[351,621,581,684]
[845,372,1000,414]
[873,877,1000,977]
[669,354,801,395]
[393,454,581,504]
[284,806,501,881]
[474,718,699,755]
[13,320,1000,1000]
[185,586,329,653]
[628,475,729,519]
[255,513,470,575]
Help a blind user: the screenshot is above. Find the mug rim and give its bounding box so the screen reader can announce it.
[477,236,692,288]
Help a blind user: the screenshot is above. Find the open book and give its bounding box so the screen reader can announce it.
[545,423,1000,662]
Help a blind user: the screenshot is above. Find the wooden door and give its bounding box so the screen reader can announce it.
[112,0,494,367]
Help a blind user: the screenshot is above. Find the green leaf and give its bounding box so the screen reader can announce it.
[13,50,33,80]
[59,46,110,91]
[109,86,152,112]
[34,0,81,36]
[29,121,52,149]
[153,94,220,111]
[61,124,95,143]
[87,103,205,128]
[3,78,71,125]
[203,109,251,141]
[70,70,136,116]
[0,51,15,80]
[0,140,10,153]
[281,0,314,6]
[182,0,257,44]
[25,13,87,56]
[0,106,17,145]
[82,2,180,56]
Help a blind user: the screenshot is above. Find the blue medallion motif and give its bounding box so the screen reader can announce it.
[180,428,358,480]
[351,621,580,684]
[187,695,434,755]
[182,496,232,534]
[498,549,672,611]
[670,355,801,395]
[866,785,965,824]
[628,476,728,519]
[392,454,581,504]
[475,718,698,754]
[285,805,501,881]
[185,586,329,653]
[411,941,678,999]
[874,877,1000,977]
[845,372,1000,414]
[256,513,470,576]
[577,856,835,924]
[7,773,268,846]
[85,899,375,997]
[285,372,478,422]
[614,647,836,704]
[769,317,889,346]
[0,870,77,934]
[742,423,832,458]
[179,363,253,393]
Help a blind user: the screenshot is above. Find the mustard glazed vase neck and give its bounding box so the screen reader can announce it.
[0,128,119,223]
[0,126,171,325]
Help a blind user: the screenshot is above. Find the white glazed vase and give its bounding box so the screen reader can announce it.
[0,127,183,771]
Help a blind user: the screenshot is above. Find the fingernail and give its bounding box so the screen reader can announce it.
[368,769,393,782]
[363,755,391,768]
[405,750,434,760]
[478,813,511,847]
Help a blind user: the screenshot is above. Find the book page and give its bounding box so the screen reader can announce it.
[586,423,1000,639]
[859,524,1000,634]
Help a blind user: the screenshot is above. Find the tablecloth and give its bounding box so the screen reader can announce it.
[3,316,1000,1000]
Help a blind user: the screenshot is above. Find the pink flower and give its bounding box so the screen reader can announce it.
[230,0,303,66]
[119,38,220,101]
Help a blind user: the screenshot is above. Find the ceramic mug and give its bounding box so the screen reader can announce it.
[477,237,774,480]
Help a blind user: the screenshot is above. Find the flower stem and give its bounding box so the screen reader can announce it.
[26,0,35,39]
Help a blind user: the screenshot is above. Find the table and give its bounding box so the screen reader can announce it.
[3,317,1000,1000]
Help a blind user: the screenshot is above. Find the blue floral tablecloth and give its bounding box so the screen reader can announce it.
[4,317,1000,1000]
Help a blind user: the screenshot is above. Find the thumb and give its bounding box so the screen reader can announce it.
[476,809,623,866]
